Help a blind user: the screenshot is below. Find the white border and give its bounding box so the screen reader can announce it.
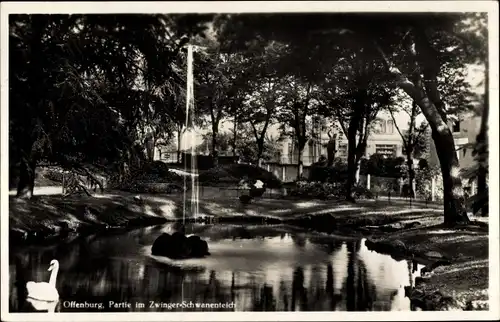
[1,1,499,321]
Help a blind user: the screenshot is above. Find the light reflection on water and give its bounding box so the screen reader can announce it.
[9,223,423,312]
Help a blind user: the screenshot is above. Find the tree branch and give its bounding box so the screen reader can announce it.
[249,120,260,142]
[388,106,408,148]
[334,108,349,138]
[414,122,429,142]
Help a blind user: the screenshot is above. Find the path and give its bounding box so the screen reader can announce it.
[8,186,63,196]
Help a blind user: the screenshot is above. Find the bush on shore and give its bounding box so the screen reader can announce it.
[117,161,185,194]
[198,163,282,189]
[289,181,373,200]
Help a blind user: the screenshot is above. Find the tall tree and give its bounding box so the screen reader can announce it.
[273,40,326,179]
[208,13,486,224]
[318,47,393,201]
[235,40,288,166]
[388,94,429,198]
[276,13,478,222]
[195,39,239,167]
[195,131,232,155]
[226,79,247,157]
[231,125,282,164]
[241,75,281,167]
[456,13,489,216]
[9,14,210,198]
[278,76,319,179]
[370,15,480,224]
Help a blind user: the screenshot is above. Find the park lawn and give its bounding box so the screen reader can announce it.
[8,192,169,241]
[365,215,489,310]
[9,187,444,238]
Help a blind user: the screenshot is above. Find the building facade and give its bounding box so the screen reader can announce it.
[336,116,404,161]
[278,111,480,168]
[427,114,482,170]
[279,113,405,166]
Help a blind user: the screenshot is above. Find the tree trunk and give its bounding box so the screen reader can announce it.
[406,150,416,198]
[145,136,155,162]
[257,139,264,168]
[345,114,365,202]
[345,134,357,202]
[16,157,37,199]
[417,106,468,225]
[412,30,469,224]
[297,148,304,180]
[15,19,43,200]
[432,128,469,225]
[211,131,219,168]
[476,61,489,216]
[375,32,472,224]
[326,136,336,167]
[384,65,469,225]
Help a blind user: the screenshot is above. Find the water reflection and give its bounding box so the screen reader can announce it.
[9,223,423,312]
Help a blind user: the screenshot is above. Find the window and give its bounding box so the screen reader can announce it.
[387,120,394,134]
[375,144,396,157]
[372,118,387,134]
[452,121,461,133]
[338,144,348,158]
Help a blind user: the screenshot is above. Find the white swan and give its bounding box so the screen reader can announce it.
[26,297,59,313]
[26,259,60,303]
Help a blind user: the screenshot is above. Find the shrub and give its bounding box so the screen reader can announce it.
[308,160,349,183]
[415,163,442,200]
[352,185,374,199]
[368,176,400,195]
[289,181,343,199]
[239,195,253,204]
[130,161,182,183]
[228,164,282,188]
[42,168,64,183]
[360,154,406,178]
[198,166,235,186]
[289,180,375,200]
[249,187,266,198]
[115,161,186,193]
[199,164,282,188]
[123,182,185,194]
[33,167,65,187]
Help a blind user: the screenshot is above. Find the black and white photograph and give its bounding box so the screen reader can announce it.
[1,1,498,321]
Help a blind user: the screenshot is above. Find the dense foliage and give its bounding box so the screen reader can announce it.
[9,14,210,197]
[198,164,282,188]
[9,12,488,225]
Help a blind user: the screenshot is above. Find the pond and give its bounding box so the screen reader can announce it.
[9,223,423,312]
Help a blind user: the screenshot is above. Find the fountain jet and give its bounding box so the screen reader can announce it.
[182,44,200,224]
[152,44,210,261]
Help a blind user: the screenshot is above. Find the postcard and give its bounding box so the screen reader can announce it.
[1,1,498,321]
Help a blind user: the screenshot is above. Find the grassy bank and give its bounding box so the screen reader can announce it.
[363,217,489,311]
[9,188,443,241]
[9,188,489,311]
[9,193,169,244]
